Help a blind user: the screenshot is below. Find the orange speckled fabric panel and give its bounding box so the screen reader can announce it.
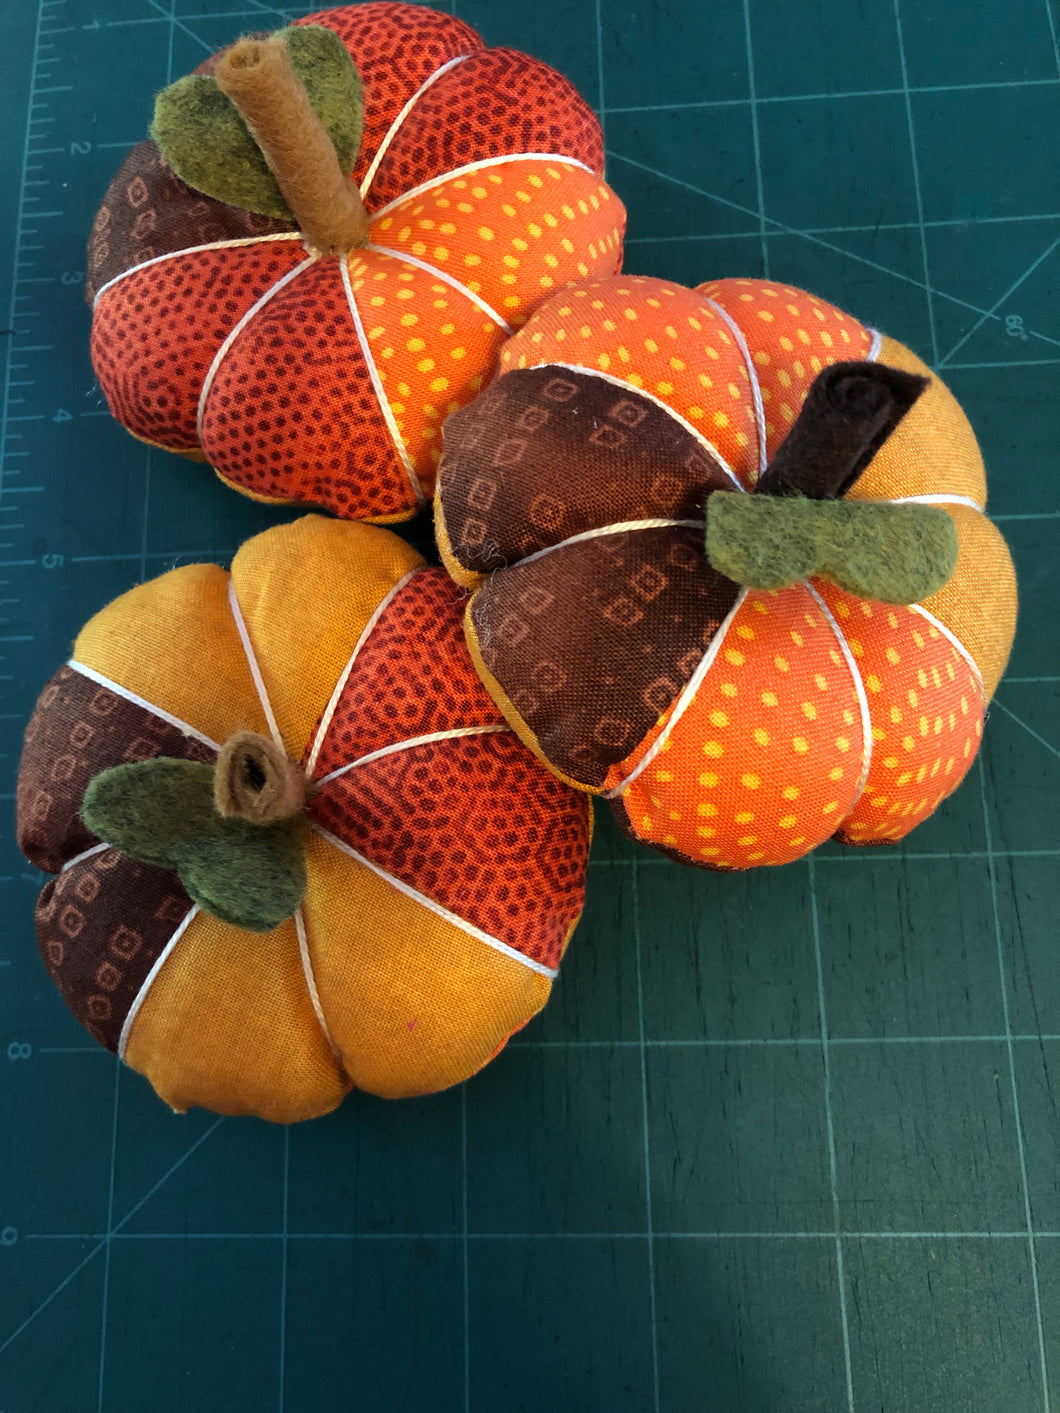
[815,585,985,844]
[302,567,590,965]
[197,257,413,520]
[92,239,306,451]
[697,278,873,464]
[371,161,624,330]
[305,566,499,778]
[366,47,605,207]
[499,275,762,486]
[313,734,588,969]
[606,586,867,868]
[296,3,484,192]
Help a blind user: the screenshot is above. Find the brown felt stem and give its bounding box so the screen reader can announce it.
[756,361,929,501]
[214,34,369,255]
[214,730,309,824]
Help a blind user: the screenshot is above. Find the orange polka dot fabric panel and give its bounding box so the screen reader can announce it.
[303,568,591,969]
[88,2,623,521]
[438,273,1015,869]
[697,278,873,466]
[814,586,985,845]
[608,586,868,868]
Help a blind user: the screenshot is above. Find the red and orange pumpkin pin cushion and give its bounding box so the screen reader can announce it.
[16,518,590,1121]
[87,2,624,521]
[436,275,1017,870]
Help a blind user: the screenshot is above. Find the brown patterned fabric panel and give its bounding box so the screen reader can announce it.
[36,849,194,1053]
[86,141,296,303]
[17,663,216,875]
[438,365,734,574]
[311,734,588,969]
[470,527,740,788]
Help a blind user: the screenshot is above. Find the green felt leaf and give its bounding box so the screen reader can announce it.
[81,758,306,933]
[150,24,363,219]
[706,493,959,605]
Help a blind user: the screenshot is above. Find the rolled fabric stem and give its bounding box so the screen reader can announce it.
[215,34,369,255]
[214,730,309,824]
[756,361,928,501]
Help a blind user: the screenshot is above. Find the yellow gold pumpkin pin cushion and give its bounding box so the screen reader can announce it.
[17,517,590,1121]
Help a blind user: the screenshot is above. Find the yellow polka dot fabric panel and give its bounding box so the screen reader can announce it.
[608,586,866,868]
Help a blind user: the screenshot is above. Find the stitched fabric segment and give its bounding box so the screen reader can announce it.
[305,567,589,968]
[17,662,216,874]
[36,850,193,1054]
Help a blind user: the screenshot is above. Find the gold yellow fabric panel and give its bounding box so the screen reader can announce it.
[853,337,987,507]
[303,829,551,1099]
[73,562,268,744]
[230,515,425,754]
[918,505,1017,699]
[125,910,350,1123]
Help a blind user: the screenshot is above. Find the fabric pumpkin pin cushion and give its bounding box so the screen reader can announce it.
[436,274,1017,870]
[16,517,591,1121]
[88,2,625,521]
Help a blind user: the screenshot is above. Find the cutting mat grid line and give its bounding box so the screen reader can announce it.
[1,0,1057,1410]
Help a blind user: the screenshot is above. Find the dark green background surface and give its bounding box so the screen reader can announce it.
[1,1,1058,1409]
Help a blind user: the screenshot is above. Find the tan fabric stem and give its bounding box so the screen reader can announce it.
[215,35,369,255]
[214,730,309,823]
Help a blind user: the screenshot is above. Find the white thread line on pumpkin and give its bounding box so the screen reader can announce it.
[303,567,421,778]
[601,589,748,800]
[117,904,200,1062]
[867,327,883,362]
[226,579,284,750]
[196,254,318,449]
[368,151,597,227]
[805,582,875,807]
[66,661,222,753]
[909,604,987,704]
[91,232,304,307]
[59,841,110,874]
[538,362,745,492]
[363,242,514,336]
[316,724,512,787]
[339,254,427,508]
[888,492,985,513]
[293,906,343,1066]
[702,297,768,483]
[359,54,472,200]
[513,518,706,571]
[310,823,559,980]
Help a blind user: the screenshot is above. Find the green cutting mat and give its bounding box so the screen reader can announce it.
[1,0,1058,1408]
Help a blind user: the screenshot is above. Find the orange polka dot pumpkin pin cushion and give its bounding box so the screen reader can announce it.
[436,275,1017,869]
[87,3,624,522]
[16,517,590,1121]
